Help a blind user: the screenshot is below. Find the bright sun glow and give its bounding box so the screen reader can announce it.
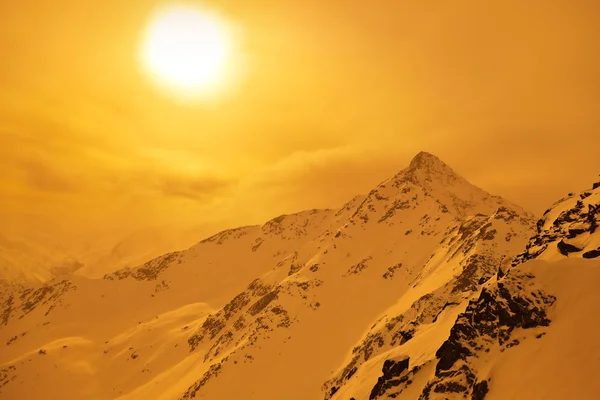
[141,4,234,99]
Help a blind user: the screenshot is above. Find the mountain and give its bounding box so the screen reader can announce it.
[328,175,600,400]
[73,224,219,279]
[0,152,597,400]
[0,233,82,286]
[0,224,216,286]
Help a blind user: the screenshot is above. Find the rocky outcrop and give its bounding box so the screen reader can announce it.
[323,207,533,399]
[416,269,555,399]
[413,181,600,399]
[582,247,600,259]
[557,239,582,255]
[369,357,410,399]
[513,184,600,265]
[180,362,224,400]
[0,280,75,324]
[104,251,184,281]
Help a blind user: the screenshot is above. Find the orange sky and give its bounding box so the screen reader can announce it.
[1,0,599,248]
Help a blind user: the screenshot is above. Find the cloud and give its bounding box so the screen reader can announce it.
[225,144,408,222]
[154,173,235,200]
[0,116,235,214]
[19,158,79,193]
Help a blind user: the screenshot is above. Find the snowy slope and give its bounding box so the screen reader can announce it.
[0,207,353,399]
[336,178,600,400]
[161,152,532,400]
[513,185,600,263]
[0,224,216,287]
[3,152,594,400]
[325,207,532,400]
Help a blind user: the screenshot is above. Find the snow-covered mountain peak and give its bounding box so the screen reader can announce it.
[404,151,463,185]
[346,152,524,226]
[5,153,599,400]
[408,151,453,174]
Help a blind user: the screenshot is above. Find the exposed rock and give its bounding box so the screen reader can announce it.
[345,257,372,276]
[582,247,600,259]
[180,362,223,399]
[369,357,410,399]
[105,252,182,281]
[472,380,489,400]
[513,188,600,265]
[247,291,279,316]
[422,270,555,399]
[557,240,582,255]
[379,200,411,223]
[383,263,402,280]
[0,365,17,389]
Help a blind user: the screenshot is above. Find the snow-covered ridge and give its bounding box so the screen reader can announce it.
[513,181,600,265]
[2,153,598,400]
[350,178,600,400]
[324,206,533,399]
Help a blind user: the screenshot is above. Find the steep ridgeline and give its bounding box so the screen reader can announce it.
[172,154,534,400]
[0,152,537,400]
[512,184,600,264]
[323,207,533,400]
[333,178,600,400]
[0,208,349,400]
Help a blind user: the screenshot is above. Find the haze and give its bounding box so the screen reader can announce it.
[2,2,600,398]
[1,0,599,256]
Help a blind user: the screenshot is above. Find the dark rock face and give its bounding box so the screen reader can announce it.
[433,381,467,393]
[451,255,487,294]
[251,238,264,251]
[383,263,402,280]
[556,240,582,255]
[322,332,388,399]
[1,295,14,326]
[0,365,17,390]
[369,358,410,400]
[379,200,411,223]
[331,184,595,400]
[247,291,279,316]
[188,279,281,352]
[513,186,600,265]
[180,362,223,399]
[345,257,372,276]
[582,247,600,259]
[420,270,555,399]
[0,280,76,325]
[105,252,183,281]
[199,226,254,245]
[567,228,587,238]
[324,207,532,400]
[382,358,410,379]
[472,380,489,400]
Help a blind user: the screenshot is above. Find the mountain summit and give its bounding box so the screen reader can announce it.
[402,151,469,188]
[408,151,451,172]
[1,153,599,400]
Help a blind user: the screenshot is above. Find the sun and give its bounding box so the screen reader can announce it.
[140,4,234,99]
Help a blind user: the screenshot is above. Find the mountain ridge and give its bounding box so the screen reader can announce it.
[1,152,598,400]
